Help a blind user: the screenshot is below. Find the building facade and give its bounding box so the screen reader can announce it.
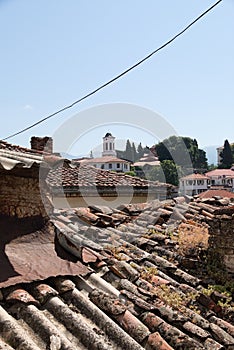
[74,133,131,172]
[179,173,209,196]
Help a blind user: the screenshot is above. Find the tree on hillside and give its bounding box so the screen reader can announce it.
[137,142,144,159]
[118,140,149,162]
[132,142,137,162]
[155,136,208,171]
[148,160,181,186]
[124,139,132,161]
[219,139,233,169]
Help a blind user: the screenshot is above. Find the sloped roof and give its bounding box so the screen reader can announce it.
[47,163,170,193]
[133,153,160,167]
[0,140,40,154]
[197,189,234,199]
[0,140,64,171]
[206,169,234,178]
[0,149,44,170]
[180,173,209,180]
[76,155,130,164]
[1,197,234,349]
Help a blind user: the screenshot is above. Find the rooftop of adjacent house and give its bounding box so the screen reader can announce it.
[0,139,41,154]
[1,196,234,349]
[206,169,234,178]
[197,189,234,199]
[0,139,70,172]
[47,163,170,191]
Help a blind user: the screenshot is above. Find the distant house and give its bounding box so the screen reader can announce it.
[73,133,131,172]
[179,173,209,196]
[179,168,234,196]
[133,152,160,177]
[205,168,234,191]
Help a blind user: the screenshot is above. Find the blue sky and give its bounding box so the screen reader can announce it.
[0,0,233,161]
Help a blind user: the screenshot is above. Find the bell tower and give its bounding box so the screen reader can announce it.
[102,133,116,157]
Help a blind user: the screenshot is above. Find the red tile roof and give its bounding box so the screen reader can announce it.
[76,156,130,164]
[206,169,234,177]
[198,189,234,199]
[1,197,234,349]
[47,163,170,191]
[180,173,209,180]
[0,140,41,154]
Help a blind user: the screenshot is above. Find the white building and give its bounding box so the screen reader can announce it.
[102,132,116,157]
[179,168,234,196]
[179,173,209,196]
[74,133,131,172]
[205,169,234,192]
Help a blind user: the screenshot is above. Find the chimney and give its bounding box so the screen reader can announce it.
[31,136,53,153]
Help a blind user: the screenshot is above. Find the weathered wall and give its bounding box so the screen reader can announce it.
[0,173,52,219]
[52,191,167,209]
[208,215,234,274]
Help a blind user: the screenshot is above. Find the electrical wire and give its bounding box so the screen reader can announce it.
[3,0,222,141]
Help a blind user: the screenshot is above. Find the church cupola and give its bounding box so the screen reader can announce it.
[102,132,116,157]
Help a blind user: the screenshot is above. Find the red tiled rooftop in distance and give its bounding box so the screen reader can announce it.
[198,189,234,199]
[76,156,130,164]
[48,163,168,189]
[180,173,209,180]
[206,169,234,177]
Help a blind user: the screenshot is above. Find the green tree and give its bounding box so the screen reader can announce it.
[123,139,133,161]
[148,160,181,186]
[219,139,233,169]
[155,136,208,171]
[137,142,144,159]
[132,142,137,162]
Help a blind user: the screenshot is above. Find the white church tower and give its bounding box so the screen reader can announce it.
[102,132,117,157]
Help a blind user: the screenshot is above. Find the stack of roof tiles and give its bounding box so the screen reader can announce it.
[1,196,234,349]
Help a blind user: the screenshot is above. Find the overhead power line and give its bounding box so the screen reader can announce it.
[3,0,222,141]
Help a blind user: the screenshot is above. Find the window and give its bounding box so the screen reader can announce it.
[101,164,104,169]
[110,143,112,150]
[124,164,128,169]
[197,180,204,185]
[105,143,108,150]
[109,163,112,169]
[117,163,120,168]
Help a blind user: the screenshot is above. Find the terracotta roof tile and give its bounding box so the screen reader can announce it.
[47,163,171,194]
[1,196,234,349]
[198,189,234,199]
[180,173,210,180]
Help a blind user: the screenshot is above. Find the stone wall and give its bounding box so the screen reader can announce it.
[0,172,52,219]
[208,215,234,274]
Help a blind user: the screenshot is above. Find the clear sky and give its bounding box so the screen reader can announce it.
[0,1,233,160]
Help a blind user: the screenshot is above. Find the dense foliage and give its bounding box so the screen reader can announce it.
[155,136,208,171]
[219,139,233,169]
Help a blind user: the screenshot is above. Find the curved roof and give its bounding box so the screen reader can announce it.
[104,132,113,137]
